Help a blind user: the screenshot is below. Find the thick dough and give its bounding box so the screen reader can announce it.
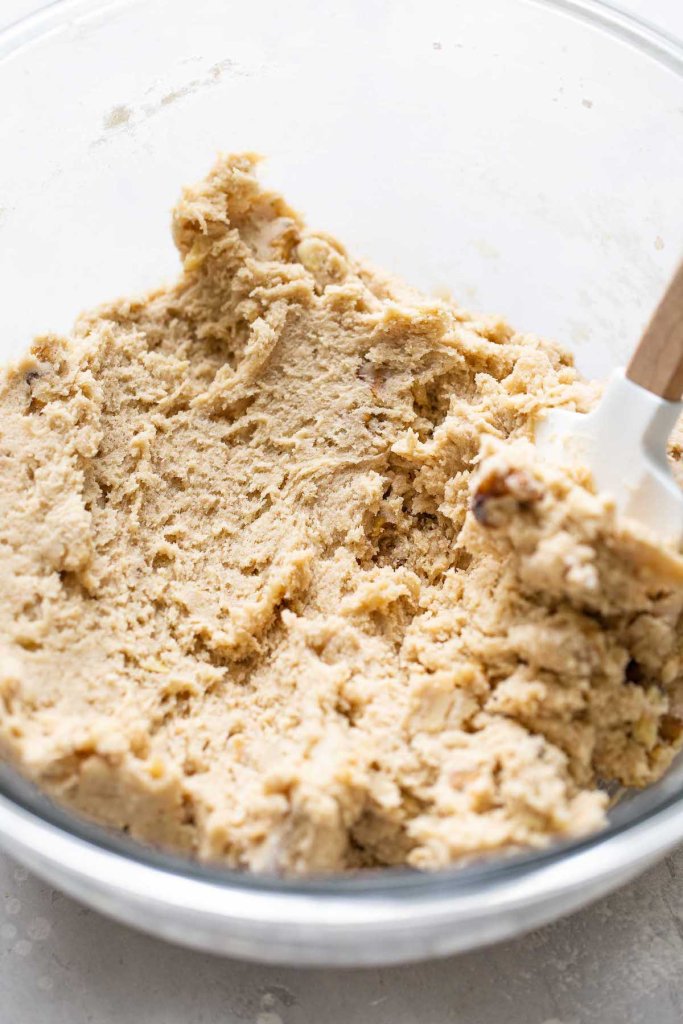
[1,154,682,874]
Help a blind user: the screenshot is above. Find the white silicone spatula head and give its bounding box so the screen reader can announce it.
[535,259,683,546]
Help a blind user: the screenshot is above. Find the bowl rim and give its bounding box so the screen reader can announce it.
[2,0,683,72]
[0,0,682,912]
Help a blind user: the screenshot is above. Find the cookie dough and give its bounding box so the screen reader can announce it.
[1,154,682,874]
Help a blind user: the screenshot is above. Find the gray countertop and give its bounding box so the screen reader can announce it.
[2,2,683,1021]
[3,848,683,1024]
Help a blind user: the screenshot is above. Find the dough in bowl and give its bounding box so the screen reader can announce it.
[1,154,682,873]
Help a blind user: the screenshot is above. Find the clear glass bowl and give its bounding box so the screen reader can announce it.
[0,0,682,966]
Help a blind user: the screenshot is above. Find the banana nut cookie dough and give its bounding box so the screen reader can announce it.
[1,154,682,874]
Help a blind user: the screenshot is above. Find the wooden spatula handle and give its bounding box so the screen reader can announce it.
[627,259,683,400]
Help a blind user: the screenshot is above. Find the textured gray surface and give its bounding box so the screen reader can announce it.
[2,1,683,1021]
[3,848,683,1024]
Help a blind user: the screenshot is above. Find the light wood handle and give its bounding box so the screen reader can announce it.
[626,259,683,400]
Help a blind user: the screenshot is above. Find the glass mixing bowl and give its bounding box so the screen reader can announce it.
[0,0,682,966]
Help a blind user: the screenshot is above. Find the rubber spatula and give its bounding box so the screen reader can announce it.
[535,260,683,546]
